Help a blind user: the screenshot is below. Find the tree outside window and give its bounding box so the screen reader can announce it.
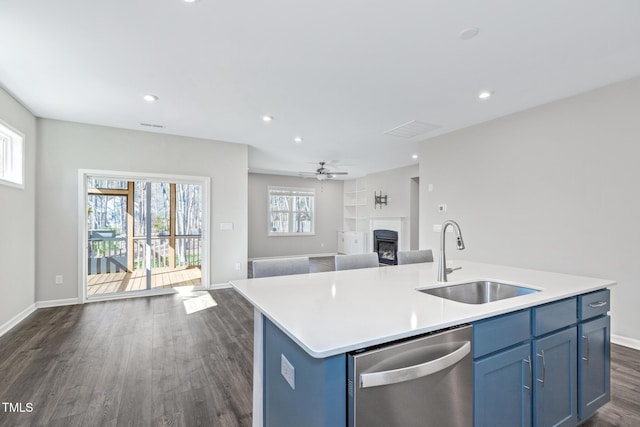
[268,187,315,236]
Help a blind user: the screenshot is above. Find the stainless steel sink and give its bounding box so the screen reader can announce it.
[418,281,539,304]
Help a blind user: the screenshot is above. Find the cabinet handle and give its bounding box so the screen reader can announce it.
[537,350,546,387]
[588,301,607,308]
[582,335,590,364]
[523,356,532,393]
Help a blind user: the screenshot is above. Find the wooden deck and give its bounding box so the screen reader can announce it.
[87,266,202,295]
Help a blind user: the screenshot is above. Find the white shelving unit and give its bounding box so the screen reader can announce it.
[339,178,368,254]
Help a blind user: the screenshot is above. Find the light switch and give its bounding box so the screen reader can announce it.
[281,354,295,390]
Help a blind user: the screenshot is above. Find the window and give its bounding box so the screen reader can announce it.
[268,186,315,236]
[0,120,24,188]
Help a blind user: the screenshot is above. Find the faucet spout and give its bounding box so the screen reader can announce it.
[438,220,465,282]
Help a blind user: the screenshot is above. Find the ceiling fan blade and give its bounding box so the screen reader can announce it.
[329,171,348,175]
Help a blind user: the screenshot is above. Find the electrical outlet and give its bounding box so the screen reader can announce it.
[55,275,63,285]
[281,354,295,390]
[235,262,241,271]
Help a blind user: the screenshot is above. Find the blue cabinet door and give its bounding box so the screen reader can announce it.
[578,316,610,420]
[474,343,532,427]
[533,327,577,427]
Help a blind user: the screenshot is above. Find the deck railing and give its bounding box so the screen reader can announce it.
[132,235,202,269]
[88,235,201,275]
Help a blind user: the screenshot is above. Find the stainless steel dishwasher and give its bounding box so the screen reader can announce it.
[347,325,472,427]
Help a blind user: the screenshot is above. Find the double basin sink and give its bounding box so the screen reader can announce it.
[418,280,539,304]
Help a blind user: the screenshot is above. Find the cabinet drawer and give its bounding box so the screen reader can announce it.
[473,310,530,358]
[578,289,610,321]
[532,297,577,337]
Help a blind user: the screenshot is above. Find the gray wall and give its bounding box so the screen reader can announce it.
[0,87,37,327]
[36,119,248,301]
[366,164,419,252]
[419,76,640,344]
[366,164,419,219]
[248,173,343,259]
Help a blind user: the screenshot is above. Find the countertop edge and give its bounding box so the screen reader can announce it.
[230,280,615,359]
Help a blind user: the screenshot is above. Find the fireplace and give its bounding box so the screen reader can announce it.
[373,229,398,265]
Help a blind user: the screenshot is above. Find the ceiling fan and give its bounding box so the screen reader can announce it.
[299,161,349,181]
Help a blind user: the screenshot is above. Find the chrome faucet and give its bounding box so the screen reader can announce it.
[438,220,466,282]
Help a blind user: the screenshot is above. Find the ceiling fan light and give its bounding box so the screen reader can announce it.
[478,90,493,100]
[317,174,327,181]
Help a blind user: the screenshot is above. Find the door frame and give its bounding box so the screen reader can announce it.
[78,169,211,302]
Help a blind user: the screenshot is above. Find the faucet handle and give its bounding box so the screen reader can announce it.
[445,266,462,274]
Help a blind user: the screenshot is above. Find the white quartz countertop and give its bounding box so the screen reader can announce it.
[230,261,615,358]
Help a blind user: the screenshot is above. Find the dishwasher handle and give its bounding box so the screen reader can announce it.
[359,341,471,389]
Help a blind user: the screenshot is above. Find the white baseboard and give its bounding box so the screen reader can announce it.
[0,303,37,338]
[210,282,232,290]
[611,334,640,351]
[36,298,81,308]
[248,252,337,262]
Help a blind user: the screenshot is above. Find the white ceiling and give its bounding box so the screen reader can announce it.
[2,0,640,178]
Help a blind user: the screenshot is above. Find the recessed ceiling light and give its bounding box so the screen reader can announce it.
[478,90,493,100]
[294,136,303,144]
[183,0,200,3]
[412,154,418,160]
[143,94,158,102]
[459,27,480,40]
[262,115,274,123]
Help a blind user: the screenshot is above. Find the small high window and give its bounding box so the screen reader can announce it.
[0,120,24,188]
[268,186,315,236]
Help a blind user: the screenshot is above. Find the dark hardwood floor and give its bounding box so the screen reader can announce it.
[1,259,639,426]
[0,289,254,427]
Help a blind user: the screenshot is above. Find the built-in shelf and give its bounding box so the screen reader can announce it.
[341,178,368,254]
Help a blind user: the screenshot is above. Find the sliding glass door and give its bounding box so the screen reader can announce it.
[84,173,207,298]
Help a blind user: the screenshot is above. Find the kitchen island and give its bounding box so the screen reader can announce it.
[230,260,614,427]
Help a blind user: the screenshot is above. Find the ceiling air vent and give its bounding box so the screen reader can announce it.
[140,123,165,129]
[384,120,440,138]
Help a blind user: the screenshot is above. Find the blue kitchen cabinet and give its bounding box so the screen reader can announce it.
[577,290,611,421]
[531,298,578,427]
[474,342,532,427]
[474,297,588,427]
[578,315,610,420]
[260,290,609,427]
[473,309,532,427]
[532,327,578,427]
